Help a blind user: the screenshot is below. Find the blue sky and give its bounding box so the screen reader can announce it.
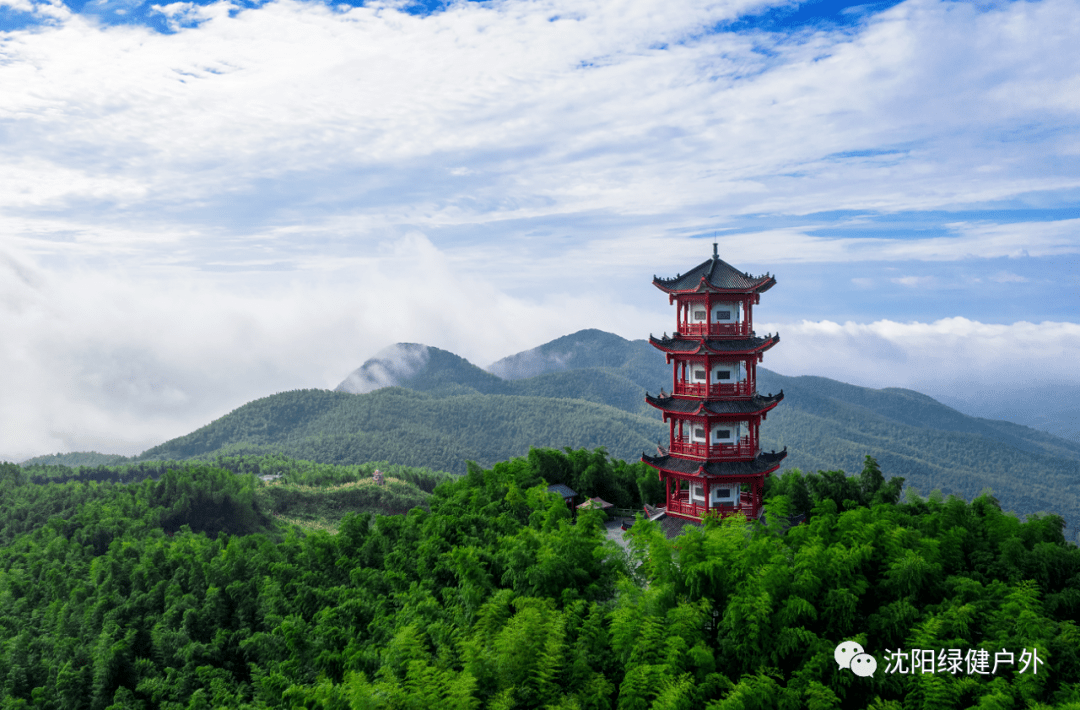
[1,0,1078,460]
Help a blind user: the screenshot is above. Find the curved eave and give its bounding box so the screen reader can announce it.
[645,391,784,417]
[652,277,775,296]
[649,333,780,356]
[653,254,777,294]
[641,449,788,478]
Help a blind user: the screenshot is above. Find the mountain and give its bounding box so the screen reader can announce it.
[336,343,508,395]
[19,451,130,467]
[487,328,661,389]
[130,328,1080,535]
[136,387,665,473]
[936,384,1080,444]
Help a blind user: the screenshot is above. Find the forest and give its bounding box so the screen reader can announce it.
[1,449,1079,709]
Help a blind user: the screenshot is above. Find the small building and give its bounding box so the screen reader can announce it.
[546,483,578,510]
[577,497,614,512]
[372,469,384,485]
[641,244,787,522]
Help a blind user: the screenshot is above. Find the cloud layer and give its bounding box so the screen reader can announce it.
[3,0,1079,243]
[2,0,1078,459]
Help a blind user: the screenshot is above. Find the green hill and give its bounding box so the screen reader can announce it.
[109,329,1080,536]
[137,387,666,472]
[19,451,129,467]
[488,327,662,389]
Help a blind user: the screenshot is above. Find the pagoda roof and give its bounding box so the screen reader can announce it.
[649,333,779,356]
[645,391,783,416]
[641,449,788,478]
[654,247,775,294]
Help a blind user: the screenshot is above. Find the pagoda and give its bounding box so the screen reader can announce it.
[641,244,787,521]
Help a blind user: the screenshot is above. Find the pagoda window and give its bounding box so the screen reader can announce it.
[692,368,707,382]
[711,486,737,505]
[692,484,704,500]
[714,362,745,383]
[713,423,739,442]
[692,426,706,442]
[693,310,707,321]
[713,303,739,322]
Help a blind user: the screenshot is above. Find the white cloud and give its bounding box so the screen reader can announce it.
[0,0,1077,245]
[990,271,1029,283]
[0,232,656,460]
[892,275,935,287]
[150,1,229,30]
[761,317,1080,400]
[451,218,1080,296]
[336,343,431,394]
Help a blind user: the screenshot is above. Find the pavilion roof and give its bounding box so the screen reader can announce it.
[546,483,577,499]
[641,449,788,478]
[645,391,784,416]
[649,333,779,356]
[654,249,775,294]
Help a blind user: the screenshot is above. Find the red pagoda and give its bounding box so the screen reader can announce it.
[642,244,786,521]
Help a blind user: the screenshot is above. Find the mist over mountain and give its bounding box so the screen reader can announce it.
[22,328,1080,535]
[935,383,1080,445]
[486,328,660,386]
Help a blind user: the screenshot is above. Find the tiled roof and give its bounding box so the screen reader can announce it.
[645,391,784,415]
[641,449,788,477]
[649,333,780,355]
[654,249,775,294]
[657,515,702,540]
[546,484,577,499]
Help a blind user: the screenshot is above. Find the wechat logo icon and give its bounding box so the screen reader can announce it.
[835,641,877,678]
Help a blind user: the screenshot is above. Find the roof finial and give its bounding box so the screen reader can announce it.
[712,241,718,259]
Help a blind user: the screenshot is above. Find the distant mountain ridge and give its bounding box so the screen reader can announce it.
[22,328,1080,537]
[336,344,508,396]
[486,329,660,386]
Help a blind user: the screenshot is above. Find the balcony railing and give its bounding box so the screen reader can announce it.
[669,438,756,458]
[674,381,752,397]
[667,491,755,519]
[682,322,751,337]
